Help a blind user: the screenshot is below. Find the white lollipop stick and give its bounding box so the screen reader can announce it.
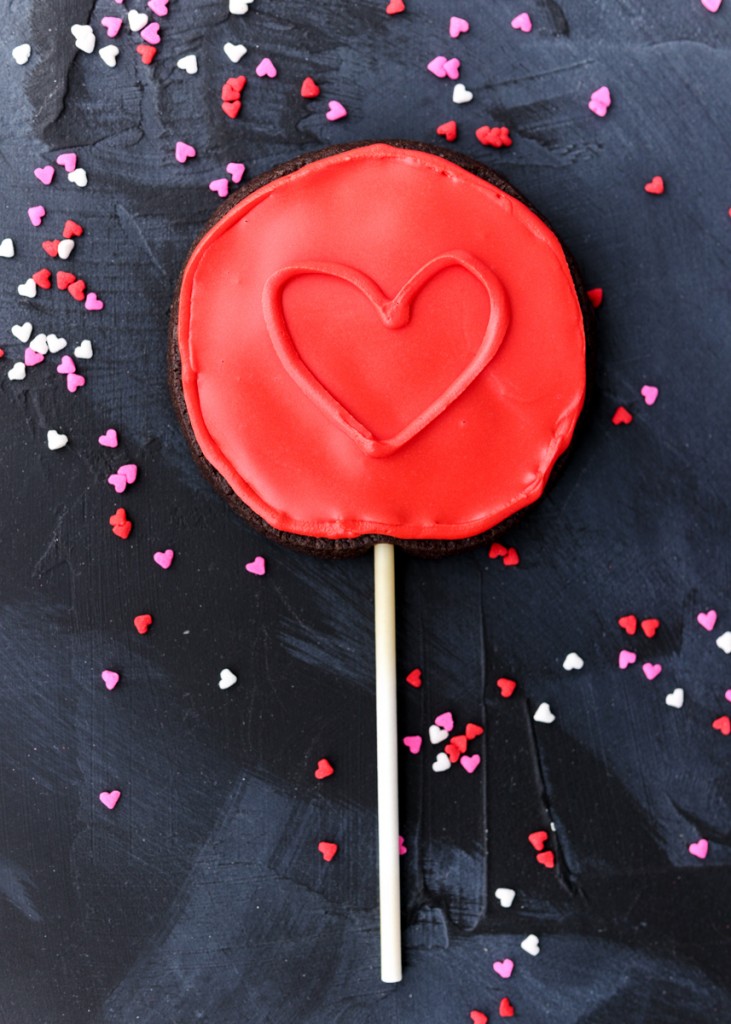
[373,542,402,983]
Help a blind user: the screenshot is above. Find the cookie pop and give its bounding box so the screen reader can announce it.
[170,141,589,982]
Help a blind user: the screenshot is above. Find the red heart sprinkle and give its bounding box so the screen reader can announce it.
[451,734,468,753]
[528,830,548,851]
[470,1014,488,1024]
[489,543,508,559]
[475,125,512,148]
[300,76,320,98]
[56,271,76,290]
[499,998,515,1018]
[221,75,246,100]
[42,240,60,257]
[444,742,461,763]
[0,349,4,359]
[436,120,458,142]
[314,758,334,779]
[497,677,517,698]
[109,508,133,539]
[465,722,484,740]
[712,715,731,736]
[318,841,338,862]
[536,850,555,868]
[640,618,660,638]
[503,547,520,566]
[134,613,153,635]
[221,99,242,119]
[587,287,603,308]
[68,278,86,301]
[63,219,84,239]
[405,668,422,688]
[386,0,405,12]
[644,175,665,195]
[32,268,52,289]
[618,614,638,635]
[136,43,157,64]
[612,405,633,425]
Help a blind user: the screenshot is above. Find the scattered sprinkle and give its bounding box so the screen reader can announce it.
[495,887,516,908]
[314,758,334,779]
[12,43,31,65]
[227,162,246,183]
[300,76,320,98]
[133,614,153,635]
[587,287,603,307]
[385,0,406,13]
[245,555,266,575]
[256,57,277,78]
[562,651,584,671]
[108,464,138,493]
[99,790,121,810]
[665,688,684,708]
[431,752,451,772]
[101,16,123,37]
[28,205,46,226]
[153,549,174,569]
[701,0,723,12]
[218,668,238,690]
[716,631,731,654]
[642,662,662,680]
[34,165,55,186]
[533,702,555,724]
[449,16,470,37]
[434,710,454,732]
[697,609,717,631]
[511,12,533,32]
[460,753,480,773]
[429,723,450,744]
[618,614,637,635]
[109,508,132,539]
[71,24,96,54]
[326,100,348,121]
[475,125,512,147]
[224,42,247,62]
[436,119,458,141]
[405,667,422,687]
[644,175,665,195]
[0,238,15,258]
[470,1013,488,1024]
[46,429,68,450]
[520,933,540,956]
[712,715,730,734]
[499,997,515,1018]
[210,178,230,197]
[99,45,119,67]
[611,405,632,425]
[317,841,338,862]
[688,838,709,859]
[175,141,197,163]
[493,958,514,979]
[177,54,198,74]
[588,85,611,117]
[641,617,660,637]
[640,384,659,405]
[402,735,422,754]
[101,670,120,691]
[618,649,637,669]
[452,83,473,104]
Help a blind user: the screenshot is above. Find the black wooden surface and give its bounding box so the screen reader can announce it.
[0,1,729,1021]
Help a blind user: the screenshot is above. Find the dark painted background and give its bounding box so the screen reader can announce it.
[0,0,730,1020]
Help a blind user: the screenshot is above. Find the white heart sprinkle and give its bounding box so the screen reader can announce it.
[99,44,119,67]
[71,24,96,54]
[428,724,449,745]
[0,238,15,258]
[11,322,32,343]
[533,702,555,724]
[8,362,26,381]
[30,334,49,355]
[127,10,149,31]
[46,334,67,353]
[452,83,473,104]
[224,42,247,62]
[47,429,68,450]
[520,933,540,956]
[665,688,684,709]
[177,54,198,74]
[74,339,93,359]
[12,43,32,65]
[18,278,37,298]
[229,0,252,12]
[431,751,451,773]
[495,887,516,908]
[68,168,88,188]
[57,239,75,260]
[716,631,731,654]
[218,668,238,690]
[562,651,584,671]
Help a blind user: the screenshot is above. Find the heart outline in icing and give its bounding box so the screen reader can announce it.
[262,250,510,458]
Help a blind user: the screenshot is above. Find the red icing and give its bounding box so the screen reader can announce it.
[176,143,586,542]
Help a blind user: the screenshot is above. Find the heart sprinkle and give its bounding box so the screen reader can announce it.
[399,836,407,855]
[562,651,584,671]
[402,735,422,754]
[12,43,32,65]
[511,12,533,31]
[476,125,512,148]
[640,618,660,638]
[210,177,230,197]
[688,838,709,859]
[536,850,555,868]
[177,54,198,74]
[301,76,320,98]
[318,841,338,862]
[618,649,637,669]
[452,83,473,104]
[227,162,246,183]
[175,141,197,163]
[256,57,277,78]
[497,677,517,698]
[712,715,731,735]
[153,549,174,569]
[314,758,334,779]
[533,702,555,724]
[101,670,120,691]
[528,830,548,851]
[245,555,266,575]
[640,384,659,405]
[386,0,406,12]
[436,120,457,142]
[47,430,68,450]
[493,958,514,979]
[470,1014,488,1024]
[587,287,603,307]
[99,790,121,810]
[612,405,633,425]
[28,206,46,226]
[218,668,237,690]
[133,614,153,635]
[326,100,347,121]
[428,724,449,744]
[460,753,480,774]
[449,16,470,37]
[434,711,454,732]
[588,85,612,117]
[109,508,132,539]
[499,997,515,1018]
[520,933,540,956]
[665,688,684,708]
[697,609,717,631]
[405,667,422,688]
[644,175,665,195]
[431,752,451,772]
[618,614,638,635]
[495,887,516,908]
[716,631,731,654]
[34,165,55,186]
[99,429,118,448]
[642,662,662,681]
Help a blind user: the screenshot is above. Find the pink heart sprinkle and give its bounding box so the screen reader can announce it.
[256,57,277,78]
[24,348,44,367]
[34,165,55,186]
[492,958,514,979]
[725,689,731,703]
[119,463,138,484]
[427,55,448,77]
[101,670,120,690]
[209,178,230,198]
[618,650,637,669]
[443,57,461,79]
[28,205,46,226]
[57,355,76,375]
[98,428,118,448]
[246,555,266,576]
[640,384,659,406]
[140,22,161,44]
[701,0,722,11]
[642,662,662,681]
[148,0,169,16]
[85,292,104,311]
[688,838,708,859]
[67,373,85,393]
[153,549,174,569]
[101,16,123,37]
[696,609,717,631]
[226,162,245,183]
[399,836,407,855]
[56,152,77,172]
[108,473,127,494]
[588,85,612,117]
[402,735,422,754]
[511,11,533,31]
[325,100,347,121]
[99,790,121,810]
[175,141,197,163]
[449,16,470,37]
[434,711,454,732]
[460,753,481,774]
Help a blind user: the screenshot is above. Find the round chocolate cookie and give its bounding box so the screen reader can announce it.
[169,140,592,557]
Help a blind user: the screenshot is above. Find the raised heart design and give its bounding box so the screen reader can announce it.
[263,252,509,458]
